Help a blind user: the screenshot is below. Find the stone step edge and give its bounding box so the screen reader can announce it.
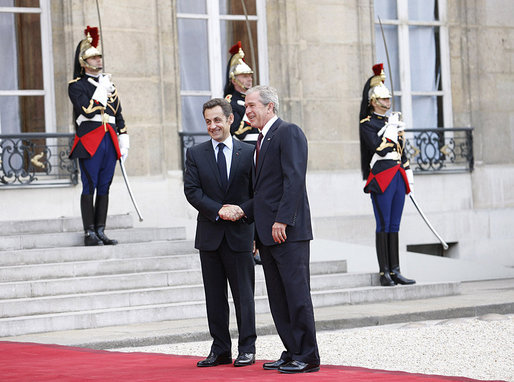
[0,282,459,320]
[0,271,368,304]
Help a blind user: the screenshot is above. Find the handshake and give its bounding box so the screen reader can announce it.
[219,204,245,221]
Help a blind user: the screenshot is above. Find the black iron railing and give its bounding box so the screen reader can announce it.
[179,127,474,174]
[0,133,78,187]
[404,128,474,173]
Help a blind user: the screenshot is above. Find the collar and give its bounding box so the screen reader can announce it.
[211,135,233,151]
[260,115,278,138]
[373,112,388,120]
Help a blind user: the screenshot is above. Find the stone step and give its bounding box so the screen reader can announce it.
[0,226,186,251]
[0,215,133,235]
[0,254,200,283]
[0,271,372,318]
[0,240,196,267]
[0,281,460,337]
[0,260,348,298]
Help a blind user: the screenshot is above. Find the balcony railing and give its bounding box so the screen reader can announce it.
[0,133,78,188]
[179,127,474,174]
[404,127,474,173]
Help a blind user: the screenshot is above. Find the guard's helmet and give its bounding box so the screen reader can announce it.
[73,26,102,78]
[223,41,253,96]
[368,63,392,103]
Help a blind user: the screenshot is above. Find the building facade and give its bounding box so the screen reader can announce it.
[1,0,513,266]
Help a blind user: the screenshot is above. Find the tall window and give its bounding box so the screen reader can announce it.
[374,0,452,129]
[177,0,268,132]
[0,0,55,134]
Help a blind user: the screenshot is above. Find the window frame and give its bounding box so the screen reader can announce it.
[176,0,268,123]
[0,0,56,134]
[374,0,452,129]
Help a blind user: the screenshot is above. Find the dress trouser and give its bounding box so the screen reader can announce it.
[199,236,256,355]
[258,240,320,364]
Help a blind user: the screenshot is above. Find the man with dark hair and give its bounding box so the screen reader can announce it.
[184,98,257,368]
[68,26,129,246]
[240,85,320,374]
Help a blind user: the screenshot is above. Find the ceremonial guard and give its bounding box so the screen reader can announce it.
[359,64,416,287]
[68,26,129,246]
[223,41,259,145]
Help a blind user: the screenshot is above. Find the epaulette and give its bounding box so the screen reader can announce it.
[68,77,81,84]
[360,116,371,123]
[225,94,232,102]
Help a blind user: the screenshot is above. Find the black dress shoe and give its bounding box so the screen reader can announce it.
[196,351,232,367]
[278,360,320,374]
[233,352,255,367]
[263,358,290,370]
[390,268,416,285]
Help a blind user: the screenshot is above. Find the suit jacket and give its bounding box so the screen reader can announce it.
[242,118,313,246]
[184,138,255,252]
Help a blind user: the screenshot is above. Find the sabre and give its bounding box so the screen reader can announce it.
[240,0,257,84]
[409,194,448,250]
[119,159,144,222]
[94,1,143,221]
[378,16,394,110]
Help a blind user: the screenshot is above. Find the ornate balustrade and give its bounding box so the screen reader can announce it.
[179,127,474,174]
[0,133,78,188]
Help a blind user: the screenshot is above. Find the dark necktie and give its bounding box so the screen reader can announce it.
[217,142,228,190]
[255,132,264,169]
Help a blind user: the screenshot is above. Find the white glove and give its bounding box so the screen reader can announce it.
[92,84,108,107]
[406,168,414,192]
[98,73,115,93]
[118,134,130,162]
[383,123,398,143]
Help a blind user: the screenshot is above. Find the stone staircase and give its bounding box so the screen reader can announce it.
[0,216,460,337]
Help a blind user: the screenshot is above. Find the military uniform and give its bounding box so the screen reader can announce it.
[359,64,415,287]
[225,91,259,145]
[69,26,129,246]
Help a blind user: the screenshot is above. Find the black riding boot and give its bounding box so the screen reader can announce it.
[376,232,395,286]
[81,194,103,246]
[94,194,118,245]
[388,232,416,285]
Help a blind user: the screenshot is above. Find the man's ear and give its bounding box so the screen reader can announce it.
[228,113,234,124]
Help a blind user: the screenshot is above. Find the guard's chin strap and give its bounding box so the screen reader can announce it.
[375,99,391,110]
[233,77,249,92]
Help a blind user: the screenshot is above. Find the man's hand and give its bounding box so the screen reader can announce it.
[118,134,130,163]
[272,222,287,244]
[219,204,244,221]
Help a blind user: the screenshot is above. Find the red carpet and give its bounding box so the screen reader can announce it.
[0,341,504,381]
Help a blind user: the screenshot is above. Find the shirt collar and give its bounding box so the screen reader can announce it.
[211,135,233,151]
[260,115,278,138]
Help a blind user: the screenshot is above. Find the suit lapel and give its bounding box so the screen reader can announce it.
[228,139,242,189]
[254,118,281,185]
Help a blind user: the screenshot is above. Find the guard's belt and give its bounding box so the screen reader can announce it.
[370,151,401,168]
[76,114,115,126]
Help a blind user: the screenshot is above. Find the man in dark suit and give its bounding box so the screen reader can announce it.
[240,85,320,373]
[184,98,256,368]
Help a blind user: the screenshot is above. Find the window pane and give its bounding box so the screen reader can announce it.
[374,24,400,92]
[412,96,441,128]
[178,19,210,91]
[177,0,205,14]
[220,19,259,85]
[0,12,43,90]
[181,96,211,133]
[0,0,39,6]
[408,0,437,22]
[409,26,439,92]
[374,0,397,20]
[0,95,44,134]
[219,0,256,15]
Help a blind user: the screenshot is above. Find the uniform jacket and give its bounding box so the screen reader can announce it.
[68,75,126,159]
[360,113,411,194]
[241,118,313,246]
[184,138,255,252]
[225,91,259,144]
